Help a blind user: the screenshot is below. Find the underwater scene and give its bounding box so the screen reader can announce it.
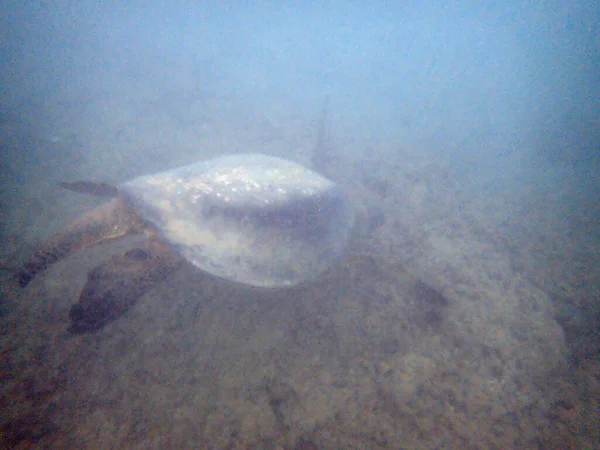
[1,2,599,449]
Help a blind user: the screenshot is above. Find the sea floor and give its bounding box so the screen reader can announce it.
[0,89,598,448]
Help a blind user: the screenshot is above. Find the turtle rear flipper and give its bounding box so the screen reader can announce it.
[68,238,183,333]
[57,181,119,197]
[18,197,144,287]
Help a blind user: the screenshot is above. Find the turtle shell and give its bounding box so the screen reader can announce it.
[120,154,355,287]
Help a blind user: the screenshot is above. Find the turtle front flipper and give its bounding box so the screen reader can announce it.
[18,197,144,287]
[68,238,183,333]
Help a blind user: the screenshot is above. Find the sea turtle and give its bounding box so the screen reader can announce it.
[17,154,355,333]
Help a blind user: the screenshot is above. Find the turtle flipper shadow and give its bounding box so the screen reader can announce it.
[18,198,143,287]
[68,238,183,333]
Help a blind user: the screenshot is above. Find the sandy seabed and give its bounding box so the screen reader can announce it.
[0,88,598,449]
